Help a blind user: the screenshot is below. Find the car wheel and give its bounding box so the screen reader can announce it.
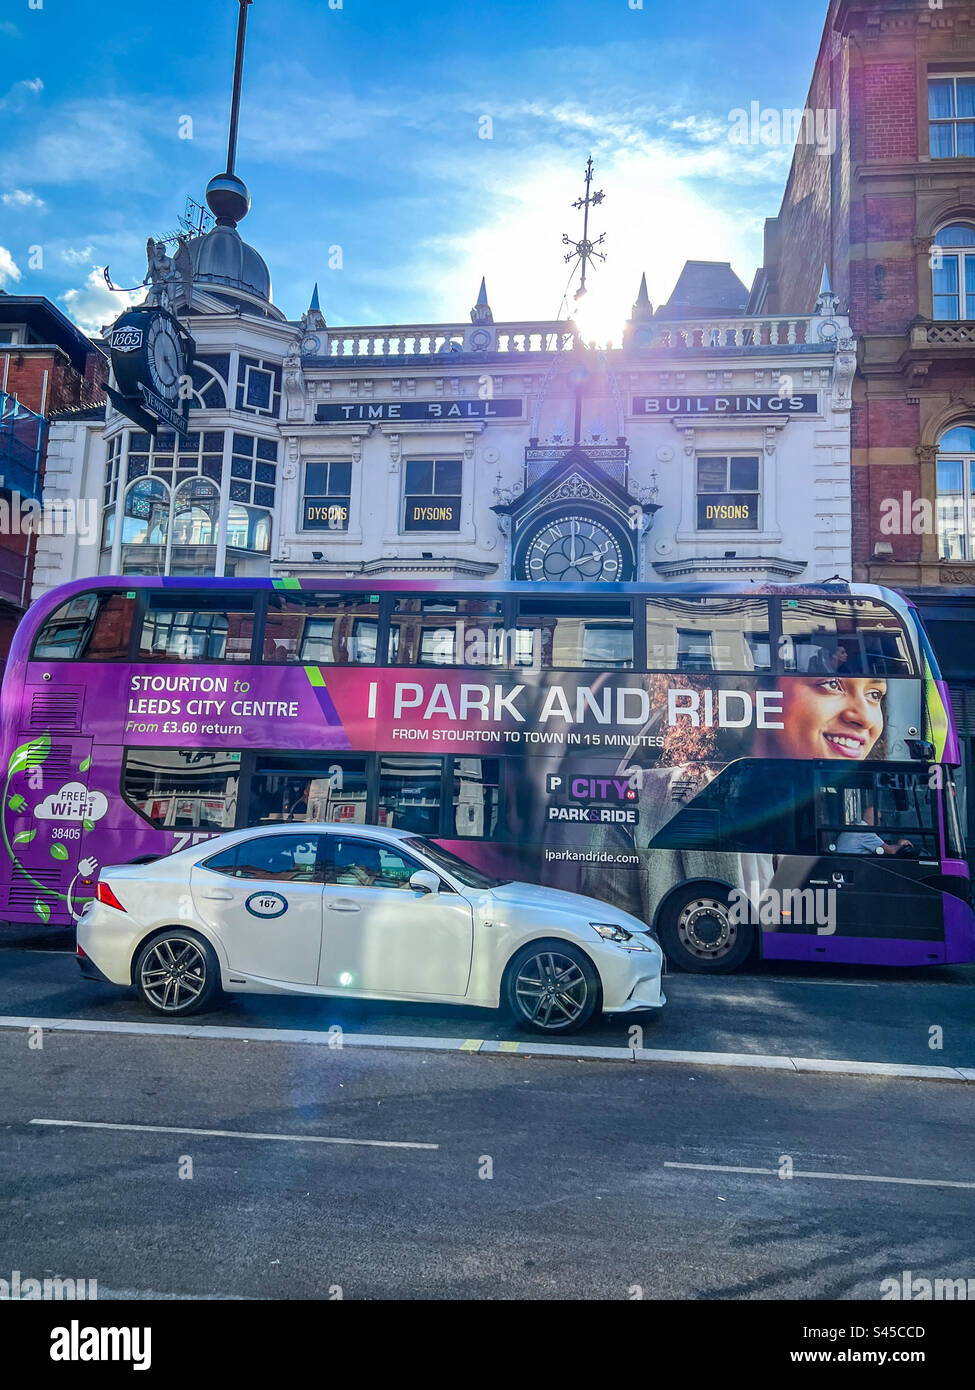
[504,941,600,1034]
[658,885,753,974]
[134,929,221,1016]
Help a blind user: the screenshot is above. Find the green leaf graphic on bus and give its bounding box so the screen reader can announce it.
[78,756,91,773]
[82,818,94,832]
[7,794,25,812]
[8,734,50,775]
[13,829,36,845]
[50,844,69,861]
[33,900,50,924]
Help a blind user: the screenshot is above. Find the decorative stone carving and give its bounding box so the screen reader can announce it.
[464,431,476,461]
[283,340,306,421]
[351,434,364,464]
[682,427,696,457]
[831,335,856,412]
[765,426,778,456]
[916,444,938,466]
[388,433,401,468]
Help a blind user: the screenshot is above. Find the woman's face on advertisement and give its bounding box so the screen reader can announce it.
[778,676,886,760]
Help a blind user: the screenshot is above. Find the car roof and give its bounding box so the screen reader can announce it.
[200,822,417,847]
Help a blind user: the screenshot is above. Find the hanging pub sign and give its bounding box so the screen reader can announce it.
[315,399,522,423]
[633,394,818,416]
[106,305,195,437]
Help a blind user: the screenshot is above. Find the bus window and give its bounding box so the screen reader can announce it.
[123,749,240,831]
[451,757,501,838]
[248,756,368,824]
[388,596,505,667]
[515,599,634,670]
[139,593,255,663]
[779,598,914,678]
[816,768,937,858]
[32,591,136,662]
[378,755,442,834]
[646,597,771,673]
[263,592,378,664]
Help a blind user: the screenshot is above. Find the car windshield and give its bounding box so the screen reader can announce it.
[405,837,507,889]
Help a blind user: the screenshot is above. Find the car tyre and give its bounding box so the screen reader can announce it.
[504,940,600,1034]
[134,929,221,1016]
[658,884,753,974]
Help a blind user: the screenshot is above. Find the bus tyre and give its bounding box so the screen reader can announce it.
[504,941,600,1034]
[659,886,753,974]
[134,929,221,1016]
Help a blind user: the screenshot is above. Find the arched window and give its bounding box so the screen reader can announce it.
[932,223,975,320]
[172,477,220,546]
[122,478,170,546]
[937,425,975,561]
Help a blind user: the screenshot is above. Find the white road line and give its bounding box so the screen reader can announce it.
[0,1015,971,1082]
[664,1161,975,1190]
[30,1118,438,1151]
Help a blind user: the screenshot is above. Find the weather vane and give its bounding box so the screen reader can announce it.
[562,155,606,301]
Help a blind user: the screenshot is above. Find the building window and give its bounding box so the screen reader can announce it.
[122,478,170,547]
[302,461,351,531]
[389,595,506,666]
[646,597,771,673]
[172,477,220,546]
[236,356,281,416]
[696,455,760,531]
[929,75,975,158]
[32,591,136,662]
[231,432,277,508]
[104,434,123,509]
[403,458,462,531]
[937,425,975,561]
[932,224,975,320]
[263,592,378,664]
[188,358,229,410]
[139,593,255,662]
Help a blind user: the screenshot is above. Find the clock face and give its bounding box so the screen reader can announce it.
[145,315,185,401]
[523,514,624,582]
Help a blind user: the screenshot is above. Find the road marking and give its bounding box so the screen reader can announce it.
[664,1162,975,1191]
[30,1118,438,1151]
[0,1015,971,1082]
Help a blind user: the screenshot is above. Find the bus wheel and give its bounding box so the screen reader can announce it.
[659,887,752,974]
[134,930,221,1016]
[504,941,600,1034]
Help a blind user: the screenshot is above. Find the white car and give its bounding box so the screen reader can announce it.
[77,823,665,1034]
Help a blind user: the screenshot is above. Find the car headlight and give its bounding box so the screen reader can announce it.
[590,921,654,951]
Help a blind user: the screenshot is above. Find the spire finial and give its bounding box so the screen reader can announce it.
[205,0,254,228]
[631,271,653,320]
[471,276,493,324]
[562,155,607,302]
[310,282,321,312]
[814,263,840,316]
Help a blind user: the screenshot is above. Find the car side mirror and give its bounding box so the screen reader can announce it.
[410,870,440,895]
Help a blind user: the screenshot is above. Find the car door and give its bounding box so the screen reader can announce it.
[190,832,326,984]
[320,835,474,997]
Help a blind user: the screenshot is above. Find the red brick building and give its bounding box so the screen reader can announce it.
[0,294,106,655]
[751,0,975,847]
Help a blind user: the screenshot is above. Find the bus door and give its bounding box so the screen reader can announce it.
[803,766,944,945]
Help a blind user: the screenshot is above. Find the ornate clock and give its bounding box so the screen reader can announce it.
[108,305,193,434]
[522,513,625,582]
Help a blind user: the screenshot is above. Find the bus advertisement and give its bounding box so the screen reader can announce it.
[0,576,971,974]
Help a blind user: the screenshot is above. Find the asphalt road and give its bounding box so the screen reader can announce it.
[1,930,974,1067]
[0,1027,973,1300]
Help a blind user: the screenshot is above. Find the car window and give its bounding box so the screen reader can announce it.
[203,834,323,882]
[327,838,422,890]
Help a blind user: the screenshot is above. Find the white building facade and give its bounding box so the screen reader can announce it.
[34,217,856,597]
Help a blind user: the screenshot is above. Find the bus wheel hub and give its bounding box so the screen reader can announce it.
[678,899,735,956]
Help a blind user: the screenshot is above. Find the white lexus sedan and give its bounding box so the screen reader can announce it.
[77,824,665,1034]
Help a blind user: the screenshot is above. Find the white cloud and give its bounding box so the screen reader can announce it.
[59,244,96,265]
[2,187,45,211]
[0,100,151,186]
[0,77,43,110]
[60,267,143,336]
[0,246,22,288]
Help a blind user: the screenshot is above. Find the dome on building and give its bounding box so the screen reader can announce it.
[186,222,272,301]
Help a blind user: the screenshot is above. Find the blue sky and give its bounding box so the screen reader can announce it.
[0,0,829,338]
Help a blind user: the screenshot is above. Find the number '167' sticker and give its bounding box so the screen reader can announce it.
[245,892,288,919]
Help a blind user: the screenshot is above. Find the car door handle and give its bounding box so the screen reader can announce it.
[201,889,234,901]
[328,900,361,912]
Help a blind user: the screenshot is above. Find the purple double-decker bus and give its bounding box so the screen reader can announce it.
[0,575,971,973]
